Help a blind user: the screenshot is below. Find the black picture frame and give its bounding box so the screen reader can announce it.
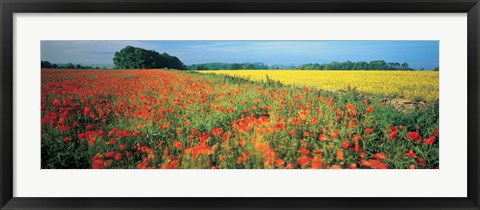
[1,0,479,209]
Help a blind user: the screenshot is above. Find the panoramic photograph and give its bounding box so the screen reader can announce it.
[41,40,439,169]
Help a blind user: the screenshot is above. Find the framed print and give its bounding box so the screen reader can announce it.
[1,0,479,209]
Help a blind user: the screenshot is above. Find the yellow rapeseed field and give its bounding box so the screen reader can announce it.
[200,70,439,101]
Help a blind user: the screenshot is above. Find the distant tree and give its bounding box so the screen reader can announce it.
[401,62,410,70]
[342,61,354,70]
[41,61,53,68]
[368,60,387,70]
[52,64,58,68]
[196,65,206,70]
[113,45,187,70]
[243,64,255,70]
[230,63,242,70]
[76,64,82,69]
[352,61,368,70]
[65,63,75,69]
[434,67,439,71]
[324,61,341,70]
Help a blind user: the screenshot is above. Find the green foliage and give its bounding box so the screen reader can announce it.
[189,62,270,70]
[113,45,187,70]
[296,60,415,70]
[65,63,75,69]
[41,61,53,68]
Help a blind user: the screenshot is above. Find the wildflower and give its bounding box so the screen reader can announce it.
[405,149,417,158]
[52,98,61,106]
[311,158,323,169]
[63,137,71,143]
[407,132,422,142]
[424,136,435,145]
[130,130,140,137]
[275,159,285,168]
[360,159,388,169]
[212,127,224,137]
[297,156,311,167]
[114,153,122,161]
[336,149,344,161]
[299,148,310,155]
[365,127,373,134]
[388,132,397,140]
[374,153,387,159]
[173,140,183,149]
[366,105,374,113]
[341,141,351,149]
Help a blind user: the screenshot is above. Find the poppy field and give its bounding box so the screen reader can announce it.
[41,69,439,169]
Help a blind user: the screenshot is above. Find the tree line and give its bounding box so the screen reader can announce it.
[189,62,270,70]
[41,61,104,69]
[296,60,415,70]
[189,60,438,71]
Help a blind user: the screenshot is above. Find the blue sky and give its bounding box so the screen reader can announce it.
[41,40,439,69]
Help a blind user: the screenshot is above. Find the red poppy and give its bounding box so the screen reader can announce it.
[348,121,357,127]
[389,126,398,133]
[336,149,344,161]
[348,163,358,169]
[173,140,183,149]
[105,151,116,158]
[212,127,224,137]
[388,132,397,140]
[299,148,310,155]
[341,141,351,149]
[365,127,373,134]
[237,157,244,165]
[114,153,122,161]
[63,137,71,143]
[52,98,61,106]
[407,132,422,142]
[374,153,387,159]
[360,159,388,169]
[405,149,417,158]
[366,105,374,114]
[274,122,286,130]
[275,159,285,168]
[424,136,435,145]
[132,130,140,136]
[311,158,323,169]
[297,156,311,167]
[318,134,328,141]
